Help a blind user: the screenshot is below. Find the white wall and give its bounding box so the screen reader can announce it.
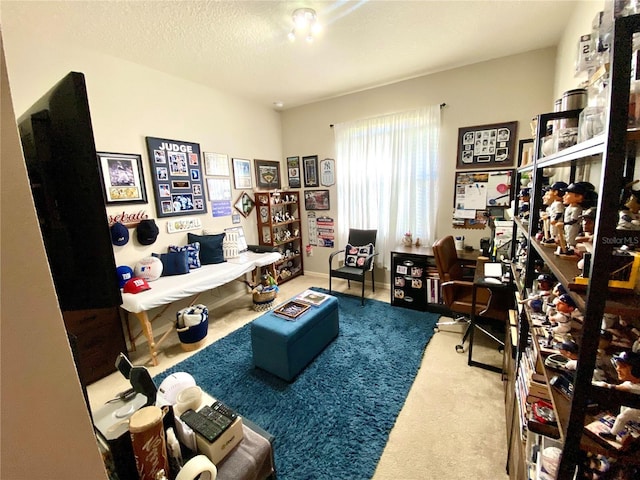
[2,25,283,270]
[281,48,557,275]
[1,36,108,479]
[554,1,604,99]
[2,22,286,342]
[1,2,599,476]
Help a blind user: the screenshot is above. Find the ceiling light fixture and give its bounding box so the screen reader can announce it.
[288,7,321,43]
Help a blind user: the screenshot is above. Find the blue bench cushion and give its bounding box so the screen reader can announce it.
[251,295,339,381]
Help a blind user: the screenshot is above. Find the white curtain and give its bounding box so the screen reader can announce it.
[334,105,441,269]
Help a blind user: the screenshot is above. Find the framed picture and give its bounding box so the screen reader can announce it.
[287,157,302,188]
[254,159,281,190]
[303,155,319,187]
[320,158,335,186]
[517,138,534,168]
[206,178,232,201]
[286,156,301,188]
[456,121,518,169]
[232,158,252,189]
[145,137,206,217]
[203,152,229,176]
[304,189,330,210]
[97,152,147,204]
[234,191,255,217]
[274,300,310,320]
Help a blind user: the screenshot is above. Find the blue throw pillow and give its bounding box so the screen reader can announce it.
[344,243,374,269]
[169,242,201,269]
[187,233,226,265]
[152,250,190,276]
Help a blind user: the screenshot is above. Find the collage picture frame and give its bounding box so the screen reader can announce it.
[456,121,518,170]
[145,137,206,217]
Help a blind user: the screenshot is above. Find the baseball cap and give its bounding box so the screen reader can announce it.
[136,219,159,245]
[558,293,576,308]
[550,181,568,193]
[111,222,129,246]
[612,351,640,376]
[116,265,134,288]
[565,182,586,195]
[123,277,151,294]
[579,207,596,220]
[559,340,579,354]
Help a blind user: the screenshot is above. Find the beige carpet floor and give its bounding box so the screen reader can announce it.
[87,274,508,480]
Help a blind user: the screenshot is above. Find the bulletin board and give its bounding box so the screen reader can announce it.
[452,169,514,229]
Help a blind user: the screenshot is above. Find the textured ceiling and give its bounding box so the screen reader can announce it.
[1,1,578,109]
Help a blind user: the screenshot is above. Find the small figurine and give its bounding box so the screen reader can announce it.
[543,181,568,247]
[593,330,615,383]
[556,182,586,256]
[536,273,555,293]
[594,351,640,441]
[575,207,596,245]
[576,208,596,271]
[538,187,553,242]
[518,188,530,222]
[549,293,576,334]
[402,232,413,246]
[558,340,580,371]
[617,189,640,230]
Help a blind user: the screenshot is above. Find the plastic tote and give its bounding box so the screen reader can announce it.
[176,304,208,351]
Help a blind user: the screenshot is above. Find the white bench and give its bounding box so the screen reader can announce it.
[121,251,281,365]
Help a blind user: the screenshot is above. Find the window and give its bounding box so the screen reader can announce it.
[334,105,440,269]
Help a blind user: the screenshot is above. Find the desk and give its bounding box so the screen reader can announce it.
[468,258,515,373]
[390,245,480,312]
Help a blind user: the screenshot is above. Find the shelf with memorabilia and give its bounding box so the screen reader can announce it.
[255,191,304,284]
[505,14,640,480]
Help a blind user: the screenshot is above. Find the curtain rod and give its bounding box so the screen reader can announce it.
[329,103,446,128]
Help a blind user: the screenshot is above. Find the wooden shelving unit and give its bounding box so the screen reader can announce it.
[255,190,304,284]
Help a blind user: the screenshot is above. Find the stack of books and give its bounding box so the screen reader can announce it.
[515,346,559,438]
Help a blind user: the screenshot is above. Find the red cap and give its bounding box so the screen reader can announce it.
[123,277,151,294]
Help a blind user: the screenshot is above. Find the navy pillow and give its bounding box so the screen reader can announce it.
[187,233,226,265]
[152,250,190,276]
[169,242,201,269]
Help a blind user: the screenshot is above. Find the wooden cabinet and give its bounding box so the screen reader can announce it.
[390,245,480,312]
[255,191,304,284]
[506,15,640,479]
[63,307,127,385]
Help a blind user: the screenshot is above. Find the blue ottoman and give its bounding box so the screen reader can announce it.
[251,295,339,381]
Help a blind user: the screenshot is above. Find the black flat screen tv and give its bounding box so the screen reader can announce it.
[18,72,121,311]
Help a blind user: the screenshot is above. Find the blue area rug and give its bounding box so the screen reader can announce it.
[156,288,438,479]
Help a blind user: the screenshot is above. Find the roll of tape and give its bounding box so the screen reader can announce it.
[176,386,202,410]
[176,455,217,480]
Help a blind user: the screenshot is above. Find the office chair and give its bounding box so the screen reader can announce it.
[432,236,510,353]
[329,229,378,305]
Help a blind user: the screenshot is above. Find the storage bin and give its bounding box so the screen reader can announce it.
[176,305,208,351]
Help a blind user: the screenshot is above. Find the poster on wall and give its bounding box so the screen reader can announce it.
[145,136,206,217]
[307,212,335,247]
[456,121,518,169]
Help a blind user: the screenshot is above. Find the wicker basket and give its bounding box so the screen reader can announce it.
[253,289,277,311]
